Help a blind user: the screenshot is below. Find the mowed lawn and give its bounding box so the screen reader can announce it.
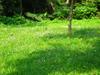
[0,18,100,75]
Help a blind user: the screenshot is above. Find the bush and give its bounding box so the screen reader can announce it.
[0,16,26,25]
[94,0,100,11]
[52,5,69,19]
[74,4,97,19]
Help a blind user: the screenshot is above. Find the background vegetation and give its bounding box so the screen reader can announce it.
[0,0,100,20]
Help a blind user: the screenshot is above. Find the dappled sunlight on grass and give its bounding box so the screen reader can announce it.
[6,39,100,75]
[0,19,100,75]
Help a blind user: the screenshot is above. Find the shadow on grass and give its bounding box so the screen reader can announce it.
[73,28,100,39]
[7,28,100,75]
[41,28,100,40]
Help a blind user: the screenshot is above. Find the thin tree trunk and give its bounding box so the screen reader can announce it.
[20,0,23,16]
[68,0,74,36]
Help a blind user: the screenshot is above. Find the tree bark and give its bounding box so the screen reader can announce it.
[68,0,74,36]
[20,0,23,16]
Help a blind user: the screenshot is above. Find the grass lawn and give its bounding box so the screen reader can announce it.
[0,18,100,75]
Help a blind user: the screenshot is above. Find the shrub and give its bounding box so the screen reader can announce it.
[52,5,69,19]
[0,16,26,25]
[94,0,100,11]
[74,4,97,19]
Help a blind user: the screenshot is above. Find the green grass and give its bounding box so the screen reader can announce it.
[0,18,100,75]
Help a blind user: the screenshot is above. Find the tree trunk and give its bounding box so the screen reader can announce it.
[68,0,74,36]
[20,0,23,16]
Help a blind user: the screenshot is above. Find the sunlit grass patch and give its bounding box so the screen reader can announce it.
[0,18,100,75]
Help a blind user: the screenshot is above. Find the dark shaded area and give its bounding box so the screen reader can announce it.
[73,28,100,38]
[0,0,54,16]
[1,0,20,16]
[22,0,54,14]
[6,28,100,75]
[41,28,100,40]
[7,41,100,75]
[22,0,55,20]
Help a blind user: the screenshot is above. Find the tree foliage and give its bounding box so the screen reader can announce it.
[0,0,99,19]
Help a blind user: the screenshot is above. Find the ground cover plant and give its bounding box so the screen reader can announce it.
[0,17,100,75]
